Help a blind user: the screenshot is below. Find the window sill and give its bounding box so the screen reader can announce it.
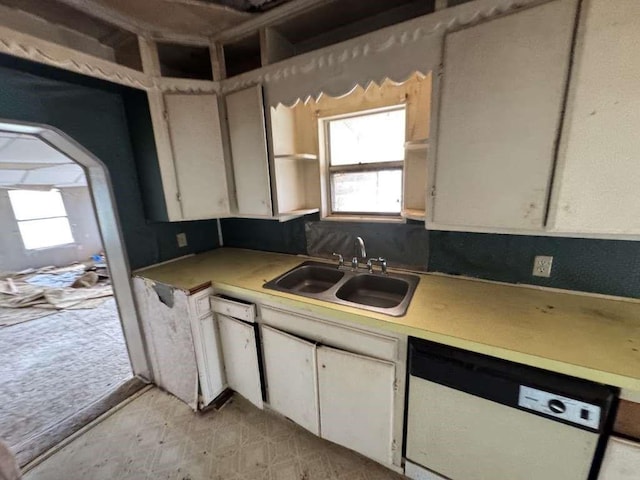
[26,243,77,252]
[321,214,405,224]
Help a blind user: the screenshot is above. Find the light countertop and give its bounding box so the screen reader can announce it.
[134,248,640,391]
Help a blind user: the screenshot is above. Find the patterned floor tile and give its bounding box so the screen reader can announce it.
[24,388,406,480]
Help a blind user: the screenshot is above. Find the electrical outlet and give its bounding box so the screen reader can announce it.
[533,255,553,278]
[176,233,188,248]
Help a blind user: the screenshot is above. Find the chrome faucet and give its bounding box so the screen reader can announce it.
[351,236,366,270]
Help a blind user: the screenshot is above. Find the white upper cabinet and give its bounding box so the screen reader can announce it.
[548,0,640,236]
[429,0,577,231]
[164,93,231,220]
[225,85,273,217]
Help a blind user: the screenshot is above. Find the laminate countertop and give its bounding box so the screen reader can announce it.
[134,248,640,392]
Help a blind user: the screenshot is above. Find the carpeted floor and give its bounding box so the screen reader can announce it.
[0,298,132,449]
[24,388,406,480]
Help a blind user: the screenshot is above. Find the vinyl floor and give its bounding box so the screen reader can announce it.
[25,387,406,480]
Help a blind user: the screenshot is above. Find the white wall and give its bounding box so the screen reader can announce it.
[0,187,102,272]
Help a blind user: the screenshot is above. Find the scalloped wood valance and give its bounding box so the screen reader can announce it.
[220,0,540,108]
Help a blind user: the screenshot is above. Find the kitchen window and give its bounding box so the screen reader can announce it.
[322,106,406,218]
[8,189,75,250]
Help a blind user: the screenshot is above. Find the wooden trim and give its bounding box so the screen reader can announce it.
[614,400,640,441]
[0,24,152,90]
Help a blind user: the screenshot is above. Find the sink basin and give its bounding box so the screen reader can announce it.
[264,261,420,316]
[335,274,408,308]
[274,264,344,294]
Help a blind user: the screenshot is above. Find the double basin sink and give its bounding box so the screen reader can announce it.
[263,261,420,317]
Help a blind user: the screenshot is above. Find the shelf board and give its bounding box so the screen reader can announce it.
[402,208,426,221]
[274,153,318,161]
[404,140,429,151]
[278,207,320,222]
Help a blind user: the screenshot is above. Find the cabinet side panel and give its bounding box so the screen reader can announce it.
[133,277,198,409]
[432,0,577,229]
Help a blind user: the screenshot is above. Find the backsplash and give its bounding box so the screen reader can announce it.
[221,215,640,299]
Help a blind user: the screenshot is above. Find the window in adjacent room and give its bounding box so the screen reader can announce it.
[322,106,406,217]
[8,189,74,250]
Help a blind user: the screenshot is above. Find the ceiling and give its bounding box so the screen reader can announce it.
[0,133,87,189]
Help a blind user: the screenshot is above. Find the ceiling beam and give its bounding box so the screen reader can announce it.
[53,0,212,46]
[211,0,336,43]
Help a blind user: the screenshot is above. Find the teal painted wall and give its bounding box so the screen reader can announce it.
[0,54,220,270]
[220,215,640,298]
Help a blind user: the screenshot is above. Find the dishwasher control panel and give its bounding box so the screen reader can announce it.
[518,386,601,430]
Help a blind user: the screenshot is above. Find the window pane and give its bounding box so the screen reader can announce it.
[8,189,67,220]
[331,170,402,214]
[328,109,406,166]
[17,217,75,250]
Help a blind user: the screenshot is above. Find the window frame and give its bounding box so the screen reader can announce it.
[320,104,407,220]
[8,189,75,250]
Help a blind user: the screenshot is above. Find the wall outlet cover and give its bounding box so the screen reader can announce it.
[177,232,188,248]
[533,255,553,278]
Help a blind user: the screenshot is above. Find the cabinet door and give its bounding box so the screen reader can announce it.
[261,325,319,435]
[599,437,640,480]
[164,93,230,219]
[317,346,395,466]
[217,315,263,409]
[430,0,577,230]
[188,290,226,407]
[548,0,640,236]
[225,85,273,216]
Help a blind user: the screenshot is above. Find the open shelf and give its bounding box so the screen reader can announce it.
[402,208,426,221]
[277,208,320,222]
[404,139,429,151]
[274,153,318,161]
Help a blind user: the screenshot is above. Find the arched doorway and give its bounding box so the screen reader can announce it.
[0,120,150,464]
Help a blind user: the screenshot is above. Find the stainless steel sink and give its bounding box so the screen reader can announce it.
[273,264,344,294]
[264,261,419,316]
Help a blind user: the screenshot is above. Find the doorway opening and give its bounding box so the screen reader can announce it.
[0,122,149,466]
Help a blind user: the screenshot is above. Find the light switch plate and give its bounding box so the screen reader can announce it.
[177,232,188,248]
[533,255,553,277]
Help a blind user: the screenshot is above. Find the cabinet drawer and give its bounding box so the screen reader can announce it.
[211,295,256,323]
[261,305,398,361]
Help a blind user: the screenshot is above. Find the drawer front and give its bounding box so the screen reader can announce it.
[260,305,398,361]
[211,295,256,323]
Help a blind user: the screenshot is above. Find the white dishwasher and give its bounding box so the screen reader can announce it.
[405,338,617,480]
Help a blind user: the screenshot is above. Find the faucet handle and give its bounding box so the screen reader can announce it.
[367,257,388,274]
[332,252,344,268]
[378,257,388,274]
[366,258,376,273]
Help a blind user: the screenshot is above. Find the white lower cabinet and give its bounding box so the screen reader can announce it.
[217,314,264,409]
[261,325,319,435]
[599,437,640,480]
[259,316,400,469]
[317,345,396,466]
